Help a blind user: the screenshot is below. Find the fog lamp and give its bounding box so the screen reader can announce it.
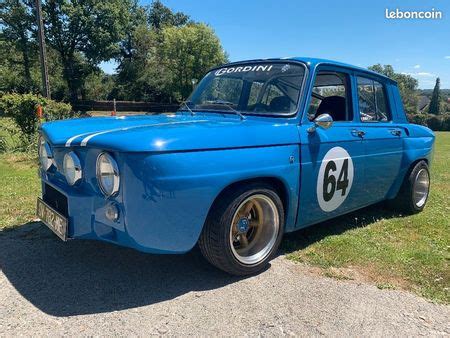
[105,203,119,222]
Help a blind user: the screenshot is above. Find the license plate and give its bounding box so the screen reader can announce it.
[36,198,68,241]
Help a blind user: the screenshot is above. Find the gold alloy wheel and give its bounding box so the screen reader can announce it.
[229,194,279,265]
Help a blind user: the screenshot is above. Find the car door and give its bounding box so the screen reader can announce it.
[353,75,404,203]
[296,67,367,229]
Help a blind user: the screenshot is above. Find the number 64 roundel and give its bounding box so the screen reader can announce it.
[317,147,354,212]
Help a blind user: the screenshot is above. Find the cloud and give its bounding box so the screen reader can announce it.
[421,80,435,85]
[445,56,450,59]
[413,64,421,69]
[401,71,435,77]
[416,72,435,77]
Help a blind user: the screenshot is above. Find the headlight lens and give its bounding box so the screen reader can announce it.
[96,153,120,197]
[38,136,54,171]
[63,151,82,185]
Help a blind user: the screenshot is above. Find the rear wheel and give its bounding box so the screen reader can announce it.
[199,183,284,275]
[390,160,430,214]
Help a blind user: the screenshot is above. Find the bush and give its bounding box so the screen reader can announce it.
[0,93,73,139]
[407,113,428,127]
[0,93,74,152]
[0,118,19,152]
[442,114,450,131]
[407,113,450,131]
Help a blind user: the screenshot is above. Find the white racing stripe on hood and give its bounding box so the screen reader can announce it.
[79,120,208,147]
[65,132,96,147]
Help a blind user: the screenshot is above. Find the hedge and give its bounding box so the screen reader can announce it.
[0,93,77,152]
[407,113,450,131]
[0,93,73,139]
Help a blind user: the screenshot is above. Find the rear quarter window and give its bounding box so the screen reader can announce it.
[357,77,390,122]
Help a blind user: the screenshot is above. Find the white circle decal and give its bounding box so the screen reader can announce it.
[317,147,354,212]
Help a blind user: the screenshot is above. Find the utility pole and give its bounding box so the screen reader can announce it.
[35,0,50,98]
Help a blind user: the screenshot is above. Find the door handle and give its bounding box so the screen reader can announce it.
[390,129,402,136]
[351,129,365,138]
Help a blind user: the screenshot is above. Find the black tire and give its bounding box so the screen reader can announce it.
[389,160,430,214]
[198,183,285,276]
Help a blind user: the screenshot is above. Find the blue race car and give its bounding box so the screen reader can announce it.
[37,57,434,275]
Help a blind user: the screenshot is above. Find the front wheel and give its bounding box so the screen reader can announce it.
[390,160,430,214]
[199,183,284,275]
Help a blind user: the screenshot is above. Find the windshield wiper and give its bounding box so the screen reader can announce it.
[178,101,195,116]
[206,100,246,120]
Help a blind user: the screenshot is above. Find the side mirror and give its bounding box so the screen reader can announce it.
[307,113,333,133]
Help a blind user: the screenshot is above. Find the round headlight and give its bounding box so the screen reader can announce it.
[38,136,54,171]
[96,153,120,197]
[63,151,82,185]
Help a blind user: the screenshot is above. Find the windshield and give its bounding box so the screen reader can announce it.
[185,62,305,116]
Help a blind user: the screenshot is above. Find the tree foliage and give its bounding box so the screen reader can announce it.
[148,0,190,30]
[428,78,441,115]
[368,64,419,115]
[0,92,72,140]
[43,0,137,101]
[160,23,228,101]
[0,0,39,92]
[114,3,227,103]
[1,0,227,103]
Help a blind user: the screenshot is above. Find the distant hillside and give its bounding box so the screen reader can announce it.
[419,89,450,97]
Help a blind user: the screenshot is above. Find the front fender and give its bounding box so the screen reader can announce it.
[121,145,300,253]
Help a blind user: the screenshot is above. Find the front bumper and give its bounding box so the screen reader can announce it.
[40,177,175,254]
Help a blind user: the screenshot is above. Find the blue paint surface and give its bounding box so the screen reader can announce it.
[39,57,435,254]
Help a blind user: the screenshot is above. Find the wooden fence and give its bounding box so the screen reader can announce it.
[71,100,180,113]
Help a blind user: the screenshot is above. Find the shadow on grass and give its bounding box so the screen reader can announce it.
[0,222,252,317]
[281,202,406,254]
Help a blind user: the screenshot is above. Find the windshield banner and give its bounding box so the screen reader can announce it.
[214,64,274,76]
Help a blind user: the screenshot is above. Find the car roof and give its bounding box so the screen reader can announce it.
[218,57,396,84]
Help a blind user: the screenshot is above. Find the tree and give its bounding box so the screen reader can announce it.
[0,0,38,92]
[114,24,173,101]
[82,71,115,100]
[161,23,227,101]
[148,0,190,30]
[43,0,136,101]
[118,0,147,59]
[368,64,419,115]
[428,78,441,115]
[115,2,226,103]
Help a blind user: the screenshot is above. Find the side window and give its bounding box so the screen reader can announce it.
[308,72,353,122]
[357,77,390,122]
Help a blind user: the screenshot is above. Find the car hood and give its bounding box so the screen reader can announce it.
[40,114,298,152]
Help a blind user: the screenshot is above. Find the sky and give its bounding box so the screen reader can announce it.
[101,0,450,89]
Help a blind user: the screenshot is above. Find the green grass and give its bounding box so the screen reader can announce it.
[0,153,40,229]
[284,132,449,304]
[0,117,25,151]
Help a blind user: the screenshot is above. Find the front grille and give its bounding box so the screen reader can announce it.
[43,184,69,217]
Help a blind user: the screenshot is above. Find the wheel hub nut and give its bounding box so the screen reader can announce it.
[237,217,249,233]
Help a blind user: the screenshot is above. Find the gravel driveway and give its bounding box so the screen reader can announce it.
[1,222,449,336]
